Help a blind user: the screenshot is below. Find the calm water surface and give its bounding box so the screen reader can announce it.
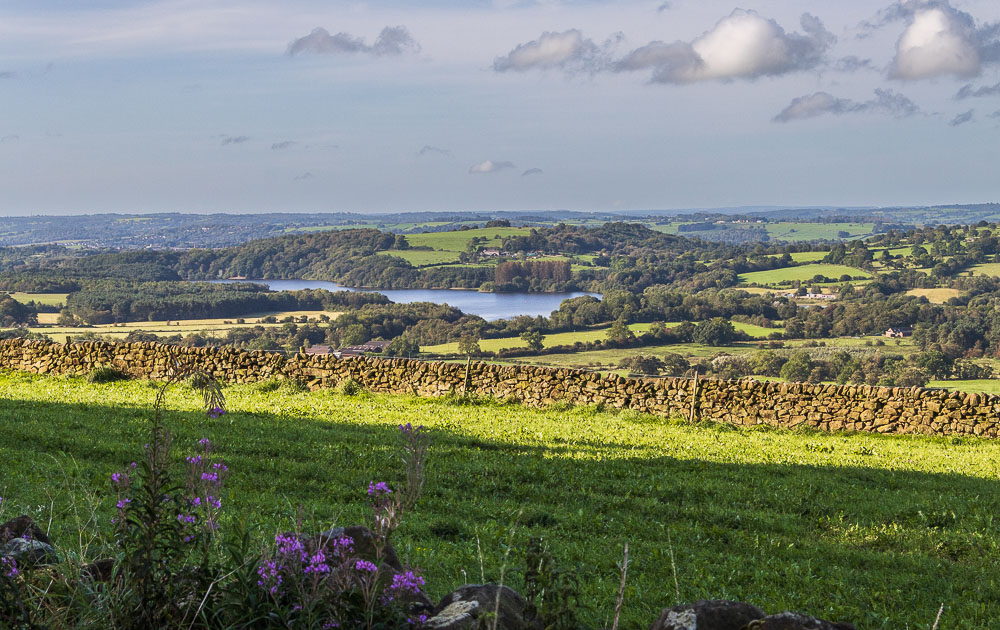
[209,279,599,321]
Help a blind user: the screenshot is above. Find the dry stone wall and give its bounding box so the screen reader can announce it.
[1,338,997,437]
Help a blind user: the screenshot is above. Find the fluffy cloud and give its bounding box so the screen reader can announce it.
[220,135,249,145]
[773,88,921,122]
[288,26,419,57]
[469,160,515,174]
[615,10,834,83]
[892,6,980,78]
[860,1,1000,80]
[522,168,543,176]
[949,109,974,126]
[493,30,619,73]
[955,81,1000,99]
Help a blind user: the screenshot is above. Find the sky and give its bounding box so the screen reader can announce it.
[0,0,999,215]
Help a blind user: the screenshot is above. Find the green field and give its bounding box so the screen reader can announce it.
[8,292,69,306]
[739,264,872,286]
[928,379,1000,394]
[967,262,1000,278]
[403,227,530,253]
[1,372,999,627]
[424,321,779,355]
[422,323,657,354]
[389,249,462,266]
[764,222,876,242]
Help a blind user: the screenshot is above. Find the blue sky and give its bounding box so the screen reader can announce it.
[0,0,998,215]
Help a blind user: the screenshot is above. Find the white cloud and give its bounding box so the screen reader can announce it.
[890,6,981,79]
[469,160,515,174]
[616,10,834,83]
[493,29,618,73]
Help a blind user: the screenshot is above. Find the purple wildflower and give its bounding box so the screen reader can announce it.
[207,407,225,418]
[304,550,331,574]
[367,481,391,496]
[1,557,17,579]
[177,513,197,525]
[389,570,425,596]
[116,499,131,509]
[355,559,378,573]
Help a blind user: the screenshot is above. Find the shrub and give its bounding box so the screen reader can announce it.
[338,378,363,396]
[86,365,128,384]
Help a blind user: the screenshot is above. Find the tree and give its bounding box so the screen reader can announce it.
[619,355,665,375]
[605,319,635,344]
[386,336,420,357]
[692,318,736,346]
[779,351,813,383]
[895,366,929,388]
[749,349,785,377]
[520,330,544,351]
[457,335,481,357]
[661,352,691,377]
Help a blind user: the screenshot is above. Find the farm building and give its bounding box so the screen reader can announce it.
[884,327,913,338]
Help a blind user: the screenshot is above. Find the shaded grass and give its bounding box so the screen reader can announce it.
[1,372,999,627]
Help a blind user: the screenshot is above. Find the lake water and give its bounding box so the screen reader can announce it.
[208,279,599,321]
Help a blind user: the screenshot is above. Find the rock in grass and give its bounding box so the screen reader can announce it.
[425,584,540,630]
[649,599,765,630]
[316,525,404,572]
[746,612,856,630]
[0,538,58,568]
[0,515,51,546]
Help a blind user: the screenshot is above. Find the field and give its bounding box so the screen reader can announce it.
[9,292,69,306]
[422,323,657,354]
[739,264,872,286]
[23,310,339,344]
[1,372,999,627]
[403,227,530,254]
[967,262,1000,278]
[423,321,780,355]
[906,288,962,303]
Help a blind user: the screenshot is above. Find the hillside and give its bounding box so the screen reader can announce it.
[2,372,1000,627]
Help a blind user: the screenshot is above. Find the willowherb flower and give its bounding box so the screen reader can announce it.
[116,499,131,509]
[207,407,225,418]
[355,559,378,573]
[2,557,19,579]
[276,533,305,558]
[257,560,283,595]
[407,613,428,627]
[177,513,197,525]
[388,570,425,598]
[303,550,331,574]
[368,481,391,497]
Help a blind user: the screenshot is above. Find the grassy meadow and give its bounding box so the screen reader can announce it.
[739,264,872,286]
[1,372,999,627]
[21,310,339,344]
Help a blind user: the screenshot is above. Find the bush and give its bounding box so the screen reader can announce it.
[86,365,128,384]
[338,377,363,396]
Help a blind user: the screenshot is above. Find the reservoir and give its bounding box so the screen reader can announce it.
[207,279,599,321]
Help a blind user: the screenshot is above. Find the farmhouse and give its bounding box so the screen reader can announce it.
[479,248,508,258]
[304,344,332,355]
[884,327,913,338]
[337,340,391,356]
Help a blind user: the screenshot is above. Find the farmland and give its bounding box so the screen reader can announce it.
[738,263,872,286]
[2,372,1000,627]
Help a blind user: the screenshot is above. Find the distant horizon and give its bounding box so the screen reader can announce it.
[4,202,997,220]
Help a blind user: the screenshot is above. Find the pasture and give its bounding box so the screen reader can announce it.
[0,373,998,627]
[739,264,871,286]
[24,310,339,344]
[906,288,962,303]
